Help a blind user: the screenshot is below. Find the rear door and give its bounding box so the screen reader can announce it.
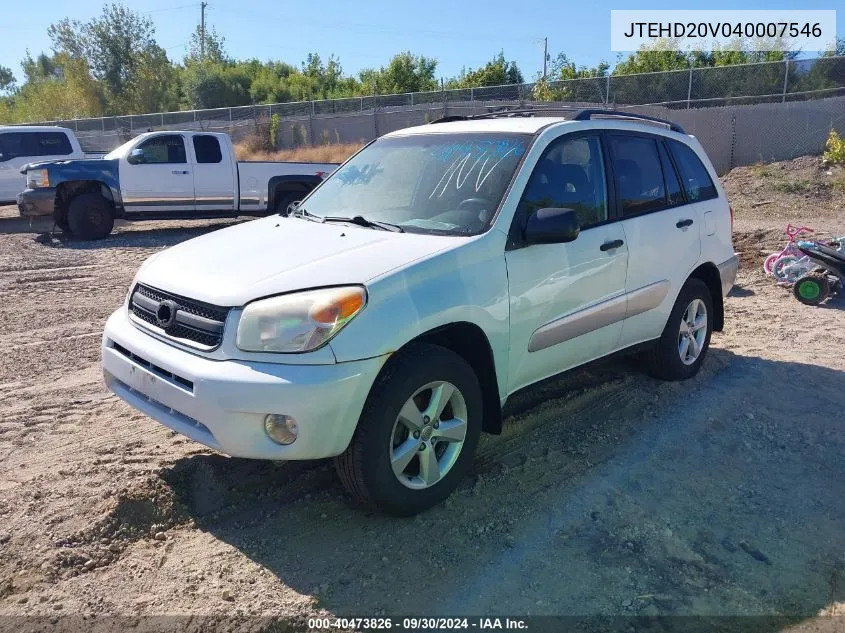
[608,132,702,347]
[120,134,195,213]
[191,134,235,212]
[0,131,75,202]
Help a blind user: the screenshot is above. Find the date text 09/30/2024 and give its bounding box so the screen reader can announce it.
[307,617,528,630]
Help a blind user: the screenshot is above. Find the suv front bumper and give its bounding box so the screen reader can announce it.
[17,188,56,218]
[102,308,386,460]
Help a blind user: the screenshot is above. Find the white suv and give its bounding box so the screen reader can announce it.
[101,110,738,516]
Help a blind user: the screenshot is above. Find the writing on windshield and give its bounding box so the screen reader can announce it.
[428,138,527,198]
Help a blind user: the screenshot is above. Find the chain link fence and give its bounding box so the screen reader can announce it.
[18,56,845,172]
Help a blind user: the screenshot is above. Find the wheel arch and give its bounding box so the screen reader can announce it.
[688,262,724,331]
[384,322,503,435]
[56,180,116,221]
[267,175,323,211]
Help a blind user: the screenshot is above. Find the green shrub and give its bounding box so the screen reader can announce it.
[823,129,845,165]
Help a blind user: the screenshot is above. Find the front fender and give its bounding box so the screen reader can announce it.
[45,159,123,212]
[329,232,511,400]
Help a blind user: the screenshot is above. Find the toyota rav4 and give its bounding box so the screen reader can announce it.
[101,109,739,516]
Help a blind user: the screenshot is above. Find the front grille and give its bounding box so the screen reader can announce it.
[129,283,230,350]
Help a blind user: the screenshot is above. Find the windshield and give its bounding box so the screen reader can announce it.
[104,138,136,160]
[299,132,531,235]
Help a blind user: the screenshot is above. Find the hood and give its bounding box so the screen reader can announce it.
[21,157,111,174]
[137,216,460,306]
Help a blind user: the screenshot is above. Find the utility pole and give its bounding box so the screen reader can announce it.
[543,37,548,80]
[200,2,207,59]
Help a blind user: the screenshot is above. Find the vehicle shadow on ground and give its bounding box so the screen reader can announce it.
[160,349,845,625]
[29,221,242,250]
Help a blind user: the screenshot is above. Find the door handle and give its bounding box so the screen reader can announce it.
[600,239,624,251]
[676,218,694,228]
[171,170,190,175]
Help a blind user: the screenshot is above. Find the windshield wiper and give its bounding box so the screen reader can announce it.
[288,207,324,222]
[323,215,404,233]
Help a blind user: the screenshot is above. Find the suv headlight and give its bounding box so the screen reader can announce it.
[26,169,49,188]
[236,286,366,353]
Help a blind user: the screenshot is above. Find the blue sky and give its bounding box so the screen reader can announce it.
[1,0,841,85]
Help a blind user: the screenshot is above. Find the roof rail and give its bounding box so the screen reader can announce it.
[572,109,686,134]
[427,106,687,134]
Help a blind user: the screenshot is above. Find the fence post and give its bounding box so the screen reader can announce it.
[101,117,105,133]
[441,77,446,118]
[470,87,474,104]
[161,113,164,127]
[687,68,693,109]
[781,60,789,103]
[605,75,611,105]
[229,108,233,123]
[372,86,378,139]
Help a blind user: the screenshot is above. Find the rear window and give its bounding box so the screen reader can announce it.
[668,140,718,202]
[608,135,666,216]
[193,135,222,164]
[0,131,73,161]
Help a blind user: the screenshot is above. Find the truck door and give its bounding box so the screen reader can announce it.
[120,134,195,213]
[190,134,235,212]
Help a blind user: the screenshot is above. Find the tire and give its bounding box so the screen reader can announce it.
[67,193,114,240]
[643,278,714,381]
[793,274,830,306]
[763,253,781,276]
[273,192,302,217]
[771,256,801,282]
[54,210,72,234]
[335,343,483,516]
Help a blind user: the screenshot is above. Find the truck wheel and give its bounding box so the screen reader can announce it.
[67,193,114,240]
[793,274,829,306]
[643,278,713,381]
[335,343,482,516]
[274,192,301,216]
[54,210,72,234]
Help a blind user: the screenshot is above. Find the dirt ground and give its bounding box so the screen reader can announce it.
[0,156,844,632]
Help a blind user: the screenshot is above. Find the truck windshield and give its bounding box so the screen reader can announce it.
[104,139,135,160]
[298,132,532,236]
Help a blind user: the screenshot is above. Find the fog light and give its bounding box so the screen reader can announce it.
[263,414,299,445]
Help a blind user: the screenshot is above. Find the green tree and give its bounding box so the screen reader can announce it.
[185,24,228,65]
[47,3,172,113]
[0,66,15,94]
[359,52,438,94]
[448,51,523,88]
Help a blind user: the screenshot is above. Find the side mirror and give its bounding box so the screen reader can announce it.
[523,207,580,245]
[127,148,145,165]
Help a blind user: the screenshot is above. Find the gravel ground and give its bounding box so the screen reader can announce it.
[0,157,843,631]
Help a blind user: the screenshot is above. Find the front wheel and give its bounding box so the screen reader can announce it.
[643,278,714,381]
[67,193,114,240]
[793,274,830,306]
[335,344,483,516]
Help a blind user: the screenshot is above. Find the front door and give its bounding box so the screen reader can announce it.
[505,133,629,394]
[120,134,195,213]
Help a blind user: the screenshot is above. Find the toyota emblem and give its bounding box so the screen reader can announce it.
[155,299,178,329]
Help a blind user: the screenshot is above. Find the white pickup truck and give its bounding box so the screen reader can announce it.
[0,125,102,203]
[16,130,337,239]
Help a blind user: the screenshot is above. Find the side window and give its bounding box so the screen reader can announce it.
[658,141,684,207]
[608,135,666,216]
[519,135,608,229]
[0,133,23,161]
[137,135,187,164]
[193,135,222,164]
[31,132,73,157]
[668,140,717,202]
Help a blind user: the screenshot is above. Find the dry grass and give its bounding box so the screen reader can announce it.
[235,142,363,164]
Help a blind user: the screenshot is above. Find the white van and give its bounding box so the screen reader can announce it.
[0,126,88,203]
